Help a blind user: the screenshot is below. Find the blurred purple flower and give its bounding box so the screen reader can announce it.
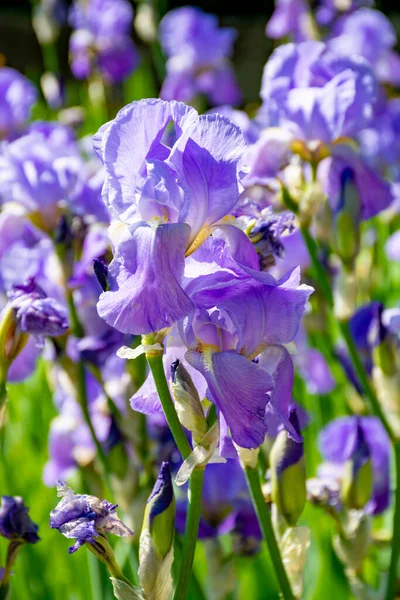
[0,68,37,140]
[159,7,241,106]
[8,278,68,338]
[318,143,393,219]
[327,8,400,86]
[260,41,377,143]
[69,0,139,83]
[0,126,82,227]
[50,481,132,553]
[266,0,315,42]
[319,416,390,514]
[0,496,40,544]
[176,460,261,546]
[316,0,373,26]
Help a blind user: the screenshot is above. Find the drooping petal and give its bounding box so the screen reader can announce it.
[186,349,273,449]
[97,222,194,334]
[258,345,302,442]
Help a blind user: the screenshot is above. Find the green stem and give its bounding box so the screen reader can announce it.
[173,468,205,600]
[244,466,294,600]
[146,353,192,460]
[76,359,111,489]
[385,443,400,600]
[300,224,334,307]
[339,320,394,443]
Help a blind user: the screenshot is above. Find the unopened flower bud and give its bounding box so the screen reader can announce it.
[334,167,361,267]
[341,420,373,511]
[139,463,175,600]
[170,359,207,442]
[0,306,29,387]
[334,266,357,321]
[269,409,306,526]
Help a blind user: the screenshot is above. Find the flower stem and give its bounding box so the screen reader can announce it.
[173,468,205,600]
[386,443,400,600]
[300,224,334,308]
[244,466,294,600]
[146,353,192,460]
[338,320,394,442]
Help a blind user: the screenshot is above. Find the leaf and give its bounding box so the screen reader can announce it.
[110,578,144,600]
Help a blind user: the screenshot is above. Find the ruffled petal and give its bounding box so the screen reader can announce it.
[97,222,194,334]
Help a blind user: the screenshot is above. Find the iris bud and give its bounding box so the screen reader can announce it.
[269,409,306,526]
[341,421,373,511]
[334,167,361,268]
[139,463,175,600]
[170,359,207,442]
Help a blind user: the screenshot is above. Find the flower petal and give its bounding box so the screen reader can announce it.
[97,222,194,334]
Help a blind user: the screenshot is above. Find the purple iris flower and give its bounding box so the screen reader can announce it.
[327,8,400,86]
[318,143,394,220]
[319,416,390,514]
[50,481,133,553]
[69,0,139,83]
[266,0,315,43]
[94,98,247,334]
[0,496,40,544]
[181,248,313,449]
[0,126,82,228]
[335,302,383,394]
[175,460,261,547]
[159,7,241,106]
[8,278,69,339]
[316,0,373,26]
[358,98,400,176]
[0,68,37,140]
[260,41,377,143]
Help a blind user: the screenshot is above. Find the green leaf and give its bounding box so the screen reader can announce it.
[110,578,144,600]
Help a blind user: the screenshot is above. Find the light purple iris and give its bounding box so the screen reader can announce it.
[159,7,241,106]
[94,98,247,334]
[316,0,373,26]
[266,0,314,43]
[50,481,133,553]
[319,416,390,514]
[327,8,400,86]
[180,241,313,449]
[69,0,139,83]
[260,41,377,143]
[0,125,82,227]
[318,143,394,220]
[0,67,37,140]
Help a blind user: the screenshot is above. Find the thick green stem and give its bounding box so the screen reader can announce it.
[244,466,294,600]
[173,468,205,600]
[146,353,192,460]
[386,443,400,600]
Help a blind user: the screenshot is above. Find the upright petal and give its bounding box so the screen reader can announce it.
[169,114,245,242]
